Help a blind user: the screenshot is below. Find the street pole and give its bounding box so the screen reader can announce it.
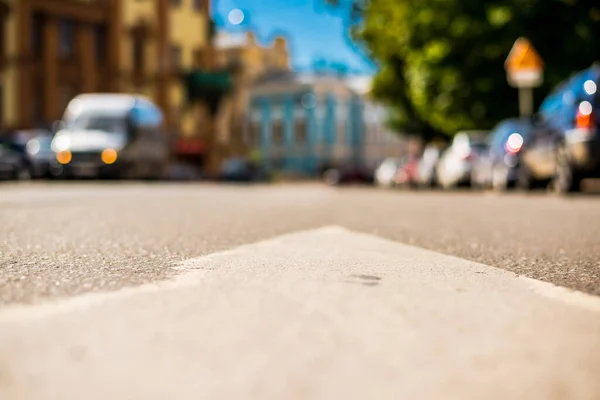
[518,87,534,117]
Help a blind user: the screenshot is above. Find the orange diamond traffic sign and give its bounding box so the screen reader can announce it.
[505,37,544,73]
[505,38,544,88]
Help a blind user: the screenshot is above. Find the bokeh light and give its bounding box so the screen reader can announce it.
[228,9,245,25]
[584,80,597,95]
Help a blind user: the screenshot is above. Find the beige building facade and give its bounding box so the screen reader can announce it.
[0,0,210,138]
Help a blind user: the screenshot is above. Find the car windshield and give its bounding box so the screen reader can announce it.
[69,114,126,134]
[35,136,53,150]
[470,142,489,153]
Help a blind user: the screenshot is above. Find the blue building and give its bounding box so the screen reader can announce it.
[246,75,366,176]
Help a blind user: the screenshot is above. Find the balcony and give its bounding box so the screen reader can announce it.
[31,0,111,23]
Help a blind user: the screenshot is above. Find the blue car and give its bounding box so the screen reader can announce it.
[519,65,600,193]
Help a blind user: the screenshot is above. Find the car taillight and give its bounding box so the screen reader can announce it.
[576,101,596,129]
[505,133,524,154]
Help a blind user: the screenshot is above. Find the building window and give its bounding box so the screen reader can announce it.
[132,35,145,76]
[30,13,44,60]
[295,119,306,146]
[170,45,182,71]
[193,0,205,11]
[0,15,5,69]
[272,120,284,146]
[337,121,346,145]
[0,2,6,69]
[32,90,43,126]
[0,85,3,127]
[249,121,261,146]
[59,19,75,59]
[93,25,107,67]
[193,48,203,67]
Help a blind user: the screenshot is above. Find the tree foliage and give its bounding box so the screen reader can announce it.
[330,0,600,138]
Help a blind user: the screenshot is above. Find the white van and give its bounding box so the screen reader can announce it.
[50,94,169,179]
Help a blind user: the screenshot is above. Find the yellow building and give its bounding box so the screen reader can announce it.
[214,32,290,80]
[0,0,210,139]
[212,31,291,157]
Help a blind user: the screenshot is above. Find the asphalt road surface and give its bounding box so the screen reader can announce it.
[1,182,599,399]
[1,182,599,304]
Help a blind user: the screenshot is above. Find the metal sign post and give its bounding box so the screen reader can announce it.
[505,38,544,117]
[518,87,533,116]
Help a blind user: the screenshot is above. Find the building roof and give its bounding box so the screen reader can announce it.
[214,32,248,50]
[251,74,361,98]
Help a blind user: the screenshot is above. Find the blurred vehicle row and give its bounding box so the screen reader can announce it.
[374,64,600,194]
[3,65,599,190]
[0,93,170,182]
[0,130,54,180]
[0,93,264,183]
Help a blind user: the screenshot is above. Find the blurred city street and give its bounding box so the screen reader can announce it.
[1,0,600,398]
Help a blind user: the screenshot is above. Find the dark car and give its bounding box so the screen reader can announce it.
[322,164,374,186]
[519,65,600,193]
[471,118,533,191]
[24,132,56,178]
[0,141,29,180]
[219,158,267,182]
[4,130,56,179]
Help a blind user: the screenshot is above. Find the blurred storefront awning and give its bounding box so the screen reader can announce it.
[183,70,234,115]
[184,70,233,97]
[176,138,205,155]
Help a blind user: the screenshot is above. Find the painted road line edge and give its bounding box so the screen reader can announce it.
[0,225,598,324]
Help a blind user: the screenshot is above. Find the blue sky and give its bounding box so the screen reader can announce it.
[212,0,376,75]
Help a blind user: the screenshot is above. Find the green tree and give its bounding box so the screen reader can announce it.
[329,0,600,138]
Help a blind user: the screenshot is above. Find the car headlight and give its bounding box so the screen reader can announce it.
[56,150,72,165]
[52,136,70,152]
[101,148,118,165]
[26,140,40,155]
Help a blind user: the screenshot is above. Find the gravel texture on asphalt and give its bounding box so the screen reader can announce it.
[1,182,599,304]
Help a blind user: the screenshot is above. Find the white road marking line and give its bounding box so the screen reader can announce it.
[0,225,599,323]
[520,276,600,312]
[1,226,599,400]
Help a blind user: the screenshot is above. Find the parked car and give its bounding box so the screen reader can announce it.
[0,141,29,180]
[50,93,169,180]
[23,132,56,178]
[322,164,374,186]
[393,155,419,188]
[436,130,489,189]
[518,65,600,193]
[219,158,267,182]
[374,158,403,188]
[416,144,445,188]
[471,118,533,191]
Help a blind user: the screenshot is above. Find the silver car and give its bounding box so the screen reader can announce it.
[436,131,489,189]
[416,144,445,188]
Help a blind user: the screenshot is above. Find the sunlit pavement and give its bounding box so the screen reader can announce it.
[1,182,599,399]
[1,181,599,304]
